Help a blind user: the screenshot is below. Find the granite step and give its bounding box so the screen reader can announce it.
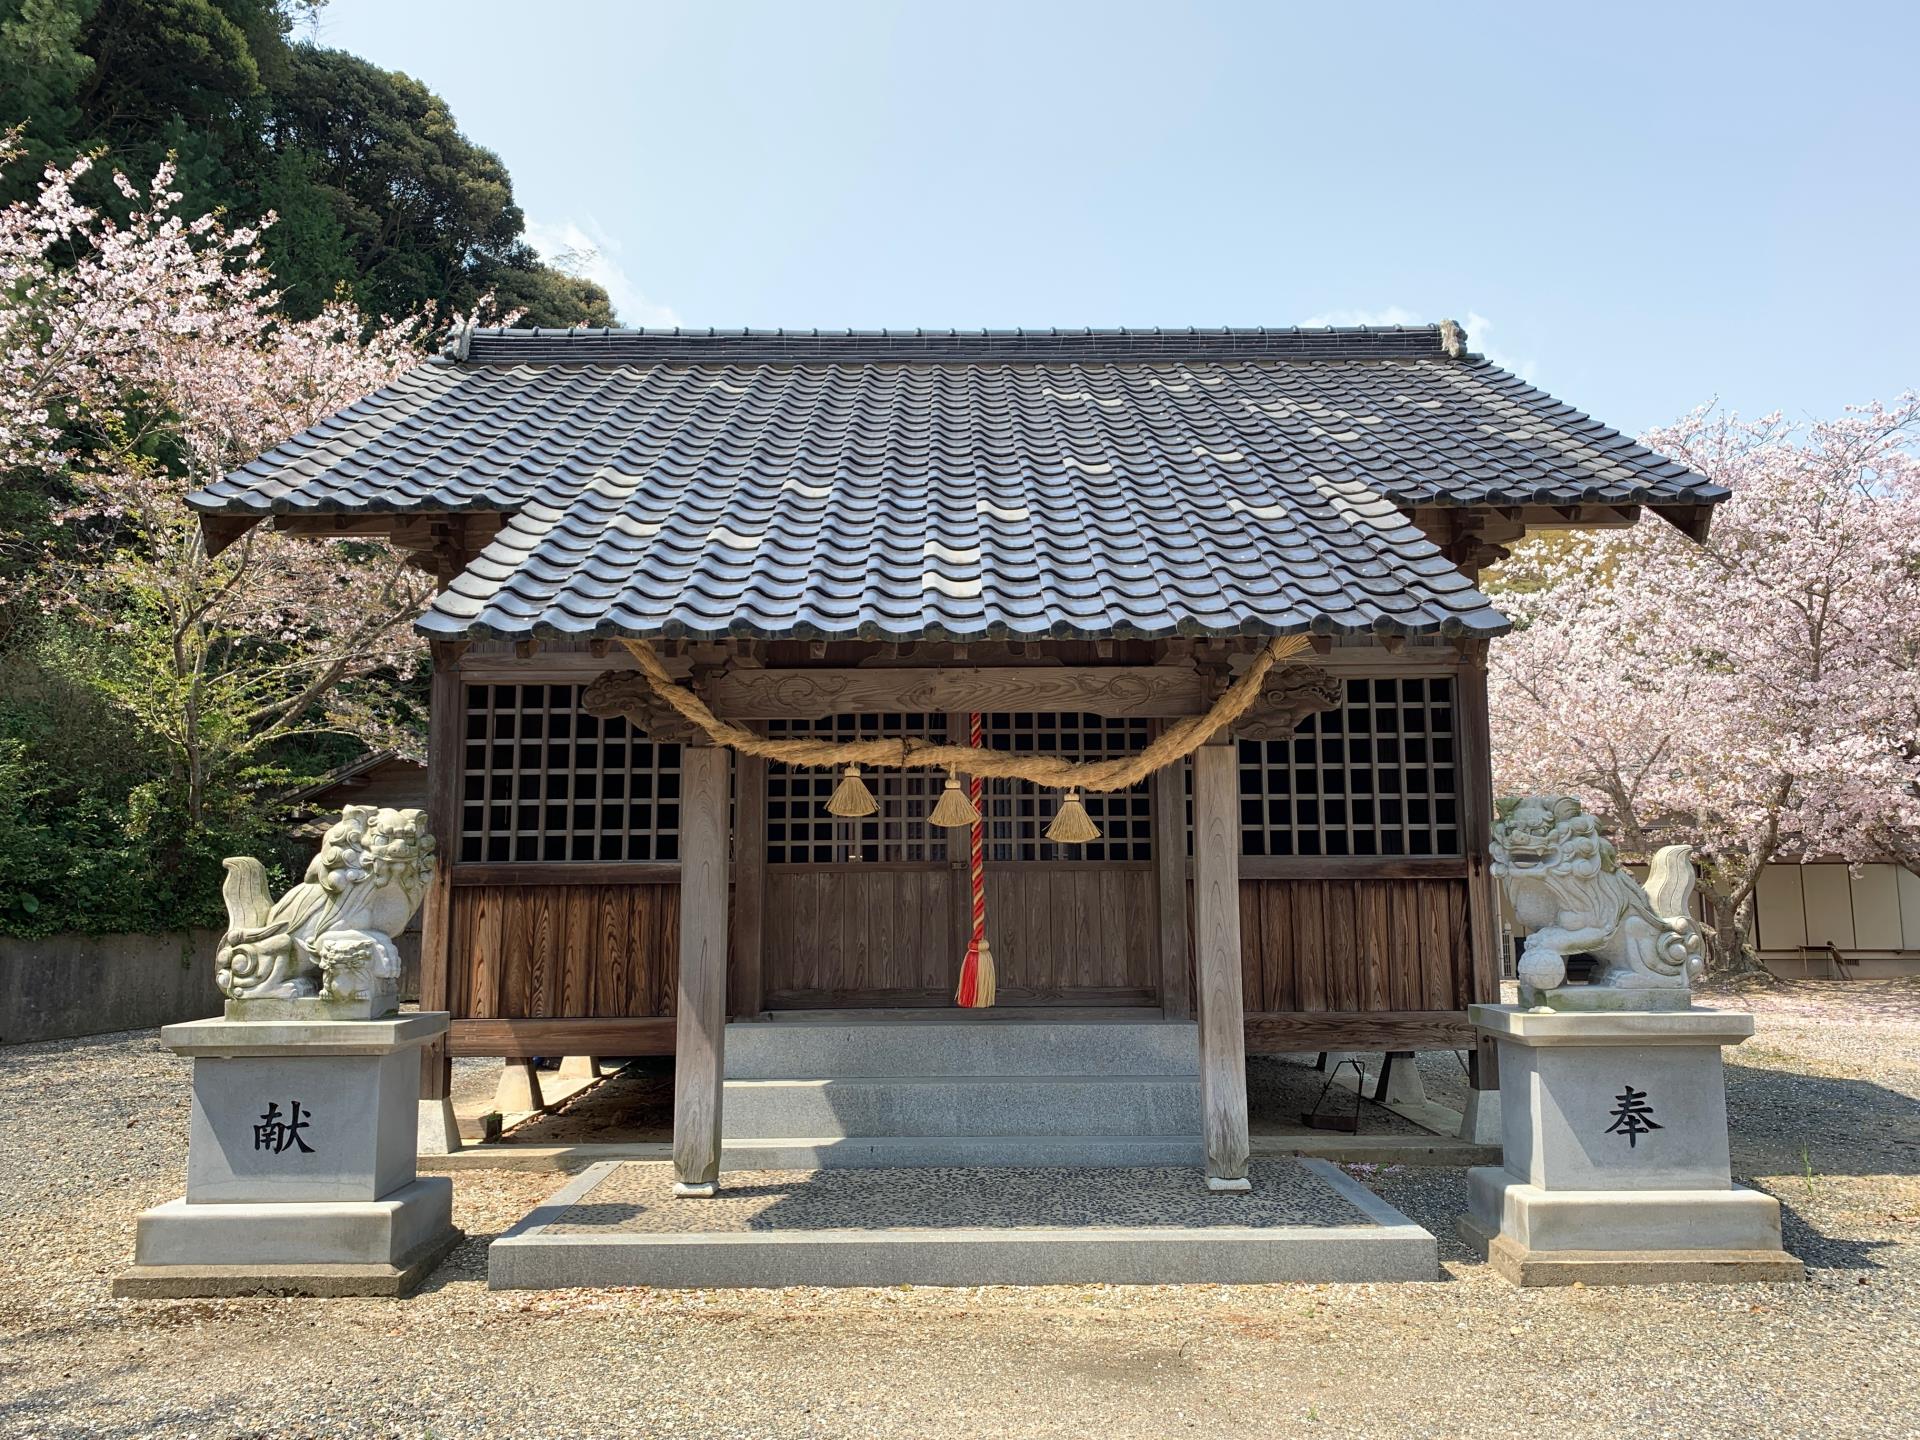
[488,1159,1442,1289]
[724,1019,1199,1079]
[723,1075,1202,1140]
[720,1135,1206,1169]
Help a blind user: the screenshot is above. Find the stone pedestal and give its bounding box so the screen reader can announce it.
[115,1013,461,1298]
[1459,1005,1800,1286]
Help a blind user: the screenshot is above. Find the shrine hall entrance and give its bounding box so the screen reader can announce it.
[760,712,1163,1009]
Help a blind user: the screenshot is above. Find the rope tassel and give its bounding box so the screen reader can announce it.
[928,768,982,828]
[826,764,878,818]
[1044,788,1102,845]
[955,712,995,1009]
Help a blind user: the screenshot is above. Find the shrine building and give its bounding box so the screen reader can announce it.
[187,323,1726,1194]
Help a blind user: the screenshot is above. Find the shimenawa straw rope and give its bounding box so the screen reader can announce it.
[615,633,1308,790]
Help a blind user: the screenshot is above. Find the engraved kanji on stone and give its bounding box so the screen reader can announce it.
[253,1100,315,1155]
[1603,1085,1662,1148]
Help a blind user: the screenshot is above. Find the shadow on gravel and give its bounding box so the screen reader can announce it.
[1365,1168,1476,1269]
[1725,1058,1920,1178]
[411,1229,496,1295]
[0,1327,237,1439]
[1761,1187,1899,1274]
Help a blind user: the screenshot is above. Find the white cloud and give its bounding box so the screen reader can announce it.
[1299,305,1537,382]
[1461,311,1538,384]
[1299,306,1425,329]
[524,217,681,328]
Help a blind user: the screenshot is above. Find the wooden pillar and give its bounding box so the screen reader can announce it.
[729,749,767,1019]
[672,744,731,1195]
[1149,737,1193,1020]
[418,641,462,1101]
[1455,652,1501,1090]
[1191,739,1251,1190]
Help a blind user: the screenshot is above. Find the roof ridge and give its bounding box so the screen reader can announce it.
[452,323,1468,367]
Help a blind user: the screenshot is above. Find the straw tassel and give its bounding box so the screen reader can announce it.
[826,764,878,818]
[956,937,995,1008]
[1044,788,1102,844]
[928,767,982,828]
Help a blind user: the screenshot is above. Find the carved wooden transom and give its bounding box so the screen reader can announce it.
[581,670,702,744]
[1232,665,1346,740]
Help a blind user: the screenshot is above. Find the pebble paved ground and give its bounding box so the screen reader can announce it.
[1,979,1914,1439]
[541,1160,1369,1235]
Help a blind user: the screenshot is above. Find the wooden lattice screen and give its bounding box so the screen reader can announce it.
[458,682,683,864]
[765,713,951,864]
[1237,676,1459,858]
[983,712,1154,863]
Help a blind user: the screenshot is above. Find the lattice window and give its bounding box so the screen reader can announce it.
[765,713,950,864]
[983,712,1154,863]
[459,683,682,864]
[1237,676,1459,858]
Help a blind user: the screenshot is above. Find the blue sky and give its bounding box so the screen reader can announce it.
[312,1,1917,436]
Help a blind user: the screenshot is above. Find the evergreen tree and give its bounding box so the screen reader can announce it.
[0,0,609,324]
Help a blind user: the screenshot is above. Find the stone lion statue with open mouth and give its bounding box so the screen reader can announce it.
[1491,794,1707,1001]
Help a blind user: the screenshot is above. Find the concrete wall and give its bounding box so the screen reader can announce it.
[0,926,423,1047]
[0,930,225,1045]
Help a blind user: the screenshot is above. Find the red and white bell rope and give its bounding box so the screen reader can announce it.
[954,711,995,1008]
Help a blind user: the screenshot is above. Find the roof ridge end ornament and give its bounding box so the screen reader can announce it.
[1439,318,1469,360]
[441,314,478,363]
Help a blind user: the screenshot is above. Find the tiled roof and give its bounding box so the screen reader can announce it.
[188,325,1725,642]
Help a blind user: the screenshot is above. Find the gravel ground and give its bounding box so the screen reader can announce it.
[544,1160,1369,1235]
[0,980,1914,1439]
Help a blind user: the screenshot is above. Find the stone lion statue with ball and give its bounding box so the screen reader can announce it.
[215,805,436,1019]
[1492,794,1706,1004]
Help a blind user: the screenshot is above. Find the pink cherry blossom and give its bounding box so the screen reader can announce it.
[1489,399,1920,970]
[0,137,505,822]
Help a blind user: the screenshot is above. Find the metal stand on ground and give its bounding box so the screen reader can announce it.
[1302,1057,1366,1133]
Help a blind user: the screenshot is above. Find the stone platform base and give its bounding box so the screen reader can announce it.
[489,1158,1437,1289]
[113,1228,462,1298]
[1463,1168,1801,1287]
[116,1177,460,1298]
[1458,1216,1802,1287]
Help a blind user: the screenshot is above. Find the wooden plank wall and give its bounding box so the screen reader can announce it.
[1237,876,1473,1050]
[988,866,1158,1003]
[765,867,960,1005]
[450,882,680,1019]
[761,865,1158,1006]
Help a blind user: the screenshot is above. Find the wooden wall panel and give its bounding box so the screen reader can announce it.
[450,882,680,1020]
[1239,877,1472,1027]
[763,865,1157,1006]
[765,867,959,1005]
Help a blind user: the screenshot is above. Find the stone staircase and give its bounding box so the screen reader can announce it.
[719,1016,1205,1169]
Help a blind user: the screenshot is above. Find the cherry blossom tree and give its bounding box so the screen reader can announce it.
[1488,399,1920,972]
[0,140,447,825]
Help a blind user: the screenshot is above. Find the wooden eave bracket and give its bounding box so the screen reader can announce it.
[199,514,261,556]
[1654,504,1715,543]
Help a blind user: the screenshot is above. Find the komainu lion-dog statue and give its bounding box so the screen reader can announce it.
[215,805,436,1019]
[1491,794,1707,1006]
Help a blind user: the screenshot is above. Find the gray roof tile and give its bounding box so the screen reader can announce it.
[188,325,1723,641]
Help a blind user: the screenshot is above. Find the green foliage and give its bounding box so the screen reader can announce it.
[0,623,306,936]
[0,0,607,324]
[0,3,621,936]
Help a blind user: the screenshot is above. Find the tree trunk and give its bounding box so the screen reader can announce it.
[1702,879,1766,977]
